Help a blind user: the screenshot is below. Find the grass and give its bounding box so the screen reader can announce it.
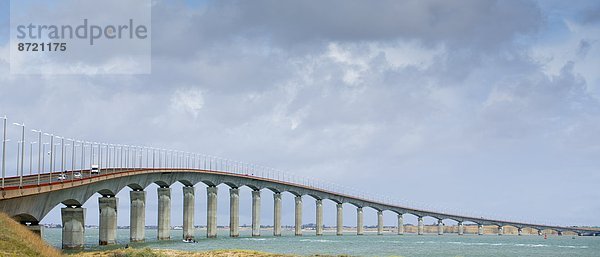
[0,212,62,257]
[73,249,302,257]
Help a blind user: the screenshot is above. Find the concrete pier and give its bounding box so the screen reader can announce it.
[518,227,523,236]
[98,196,118,245]
[273,193,282,236]
[397,214,404,235]
[207,186,218,238]
[377,210,383,235]
[316,199,323,236]
[437,219,443,235]
[252,190,261,237]
[478,224,484,235]
[337,203,344,236]
[61,207,85,249]
[130,190,146,242]
[157,187,171,240]
[357,207,364,235]
[183,186,195,240]
[229,188,239,237]
[498,225,504,235]
[295,196,302,236]
[417,217,424,235]
[458,221,464,235]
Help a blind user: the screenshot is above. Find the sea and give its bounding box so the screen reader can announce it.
[43,228,600,257]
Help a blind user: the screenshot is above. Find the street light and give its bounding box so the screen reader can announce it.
[29,141,37,176]
[44,133,54,183]
[42,143,49,183]
[13,123,25,188]
[1,115,7,188]
[32,129,42,186]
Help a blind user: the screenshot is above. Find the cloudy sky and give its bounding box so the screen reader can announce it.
[0,0,599,228]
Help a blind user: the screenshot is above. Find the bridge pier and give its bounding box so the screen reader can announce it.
[295,196,302,236]
[397,214,403,235]
[157,187,171,240]
[183,186,195,240]
[252,190,261,237]
[229,188,239,237]
[417,217,424,235]
[437,219,443,235]
[377,210,383,235]
[273,193,282,236]
[478,224,484,235]
[129,190,146,242]
[557,231,562,236]
[98,196,118,245]
[357,207,364,235]
[518,227,523,236]
[498,225,504,236]
[337,203,344,236]
[207,186,218,238]
[61,207,85,250]
[458,221,464,235]
[316,199,323,236]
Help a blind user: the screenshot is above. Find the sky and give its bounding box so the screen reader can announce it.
[0,0,599,228]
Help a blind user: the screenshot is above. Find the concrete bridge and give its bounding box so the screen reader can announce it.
[0,117,598,249]
[1,167,598,249]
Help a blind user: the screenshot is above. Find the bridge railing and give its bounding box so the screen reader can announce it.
[0,116,560,227]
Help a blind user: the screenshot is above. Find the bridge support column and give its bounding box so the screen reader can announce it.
[337,203,344,236]
[229,188,239,237]
[273,193,282,236]
[130,190,146,242]
[458,221,464,235]
[252,190,261,237]
[207,186,218,238]
[557,231,562,236]
[316,199,323,236]
[98,196,118,245]
[377,210,383,235]
[437,219,443,235]
[478,224,484,235]
[295,196,303,236]
[417,217,424,235]
[183,186,195,240]
[518,227,523,236]
[157,187,171,240]
[61,207,85,250]
[397,214,404,235]
[357,207,364,235]
[498,225,504,236]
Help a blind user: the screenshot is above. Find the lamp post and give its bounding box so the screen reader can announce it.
[29,141,37,176]
[42,143,49,183]
[32,129,42,185]
[1,116,6,188]
[13,123,25,188]
[44,133,54,183]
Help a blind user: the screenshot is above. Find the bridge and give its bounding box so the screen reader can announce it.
[0,117,598,249]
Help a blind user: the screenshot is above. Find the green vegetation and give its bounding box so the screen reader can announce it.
[0,212,62,257]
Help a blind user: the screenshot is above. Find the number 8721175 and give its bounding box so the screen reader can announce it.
[17,42,66,52]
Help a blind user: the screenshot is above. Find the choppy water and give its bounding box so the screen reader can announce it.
[43,228,600,257]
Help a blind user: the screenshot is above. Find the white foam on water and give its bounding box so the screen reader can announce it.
[299,239,337,243]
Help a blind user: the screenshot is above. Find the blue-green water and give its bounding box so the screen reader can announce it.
[43,228,599,257]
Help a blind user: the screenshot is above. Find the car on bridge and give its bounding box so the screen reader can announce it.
[73,172,82,179]
[91,165,99,174]
[56,174,68,181]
